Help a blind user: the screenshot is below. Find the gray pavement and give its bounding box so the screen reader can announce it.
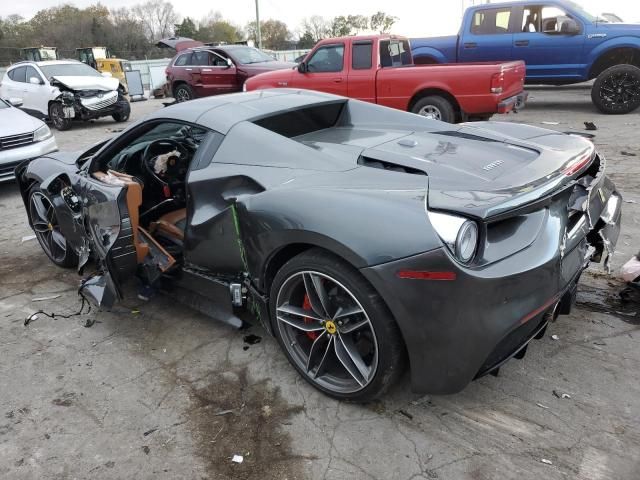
[1,88,639,480]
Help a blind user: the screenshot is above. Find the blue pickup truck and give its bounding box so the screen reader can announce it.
[411,0,640,114]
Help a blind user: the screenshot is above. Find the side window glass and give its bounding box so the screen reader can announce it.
[541,7,571,33]
[522,7,542,32]
[307,45,344,73]
[471,8,512,34]
[25,66,41,84]
[352,42,373,70]
[174,54,191,66]
[10,66,27,82]
[192,51,210,66]
[211,53,228,67]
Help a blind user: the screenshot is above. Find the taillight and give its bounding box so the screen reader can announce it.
[490,72,504,94]
[563,153,593,176]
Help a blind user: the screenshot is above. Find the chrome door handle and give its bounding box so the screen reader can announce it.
[186,68,193,71]
[202,69,212,72]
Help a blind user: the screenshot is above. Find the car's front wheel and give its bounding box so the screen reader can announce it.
[112,98,131,122]
[48,102,73,130]
[270,248,405,402]
[28,184,78,268]
[592,64,640,114]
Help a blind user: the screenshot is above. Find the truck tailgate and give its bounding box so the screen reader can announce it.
[498,60,526,99]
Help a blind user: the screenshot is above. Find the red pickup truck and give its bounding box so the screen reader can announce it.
[245,35,527,123]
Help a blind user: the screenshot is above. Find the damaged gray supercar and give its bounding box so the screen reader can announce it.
[16,89,621,401]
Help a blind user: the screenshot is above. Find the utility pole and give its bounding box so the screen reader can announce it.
[255,0,262,49]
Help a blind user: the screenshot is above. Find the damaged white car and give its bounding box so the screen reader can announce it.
[0,60,130,131]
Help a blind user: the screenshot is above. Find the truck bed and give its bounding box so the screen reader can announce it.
[375,60,526,116]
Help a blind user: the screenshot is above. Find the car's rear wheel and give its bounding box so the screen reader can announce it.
[28,184,78,268]
[411,95,456,123]
[174,84,195,103]
[270,249,405,402]
[592,64,640,114]
[48,102,72,131]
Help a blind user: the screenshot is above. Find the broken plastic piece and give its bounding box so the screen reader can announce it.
[536,403,549,409]
[541,458,553,465]
[232,455,243,464]
[551,334,559,341]
[621,255,640,282]
[584,122,597,131]
[21,234,36,242]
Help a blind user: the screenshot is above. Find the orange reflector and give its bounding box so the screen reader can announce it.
[396,270,457,281]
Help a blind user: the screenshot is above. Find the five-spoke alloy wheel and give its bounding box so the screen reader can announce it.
[271,249,405,401]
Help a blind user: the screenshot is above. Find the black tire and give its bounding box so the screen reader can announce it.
[48,102,73,131]
[269,248,406,402]
[591,64,640,114]
[112,97,131,122]
[174,83,195,103]
[411,95,456,123]
[27,183,79,268]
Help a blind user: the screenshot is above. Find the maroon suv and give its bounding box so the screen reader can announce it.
[165,45,296,102]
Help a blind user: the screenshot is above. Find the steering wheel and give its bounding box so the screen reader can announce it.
[141,139,189,188]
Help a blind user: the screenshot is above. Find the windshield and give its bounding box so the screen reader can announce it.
[564,1,610,23]
[39,63,102,79]
[226,47,274,64]
[0,99,9,109]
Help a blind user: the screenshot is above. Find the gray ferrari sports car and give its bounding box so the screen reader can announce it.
[16,89,621,401]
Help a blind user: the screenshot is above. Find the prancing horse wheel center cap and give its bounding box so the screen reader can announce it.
[324,320,337,335]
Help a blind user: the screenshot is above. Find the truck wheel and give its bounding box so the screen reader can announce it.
[174,84,195,102]
[411,96,456,123]
[48,102,72,131]
[592,64,640,114]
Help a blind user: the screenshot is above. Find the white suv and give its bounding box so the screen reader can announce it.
[0,60,130,131]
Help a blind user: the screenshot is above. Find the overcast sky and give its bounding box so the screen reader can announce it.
[3,0,640,37]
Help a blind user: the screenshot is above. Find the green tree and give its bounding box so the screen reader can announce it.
[175,17,197,38]
[297,31,316,49]
[246,19,290,50]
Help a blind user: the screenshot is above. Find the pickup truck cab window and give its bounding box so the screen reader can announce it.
[471,8,512,35]
[352,42,373,70]
[307,44,344,73]
[380,39,411,67]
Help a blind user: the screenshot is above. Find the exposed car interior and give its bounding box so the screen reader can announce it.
[91,122,209,273]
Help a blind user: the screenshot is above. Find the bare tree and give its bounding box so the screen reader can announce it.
[132,0,178,41]
[302,15,330,43]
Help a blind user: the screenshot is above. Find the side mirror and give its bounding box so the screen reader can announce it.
[297,62,308,73]
[8,98,23,107]
[225,58,234,68]
[29,76,43,85]
[562,18,581,35]
[101,72,113,78]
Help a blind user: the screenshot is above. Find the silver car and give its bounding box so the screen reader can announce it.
[0,98,57,182]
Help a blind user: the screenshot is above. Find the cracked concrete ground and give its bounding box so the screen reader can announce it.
[1,87,639,480]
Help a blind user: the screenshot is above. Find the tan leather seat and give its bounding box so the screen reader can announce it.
[150,208,186,242]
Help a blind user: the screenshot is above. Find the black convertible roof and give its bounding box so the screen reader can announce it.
[153,89,346,134]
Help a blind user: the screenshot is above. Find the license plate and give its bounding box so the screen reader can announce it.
[63,107,75,118]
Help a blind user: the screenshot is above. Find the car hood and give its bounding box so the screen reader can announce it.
[39,150,81,165]
[0,107,45,137]
[362,122,594,218]
[51,76,119,92]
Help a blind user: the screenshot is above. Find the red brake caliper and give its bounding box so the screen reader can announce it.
[303,294,319,340]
